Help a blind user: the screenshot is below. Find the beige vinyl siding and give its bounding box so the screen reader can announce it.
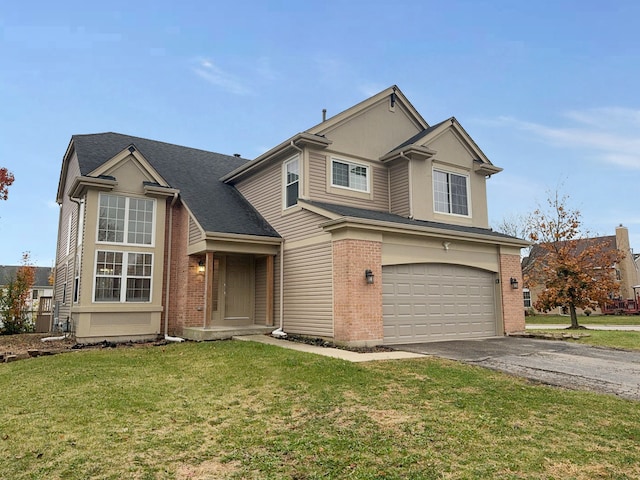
[308,151,389,211]
[235,162,326,241]
[55,154,82,326]
[188,215,203,244]
[283,242,333,337]
[254,256,267,324]
[389,161,410,217]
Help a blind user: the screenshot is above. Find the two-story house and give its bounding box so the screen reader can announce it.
[54,86,528,345]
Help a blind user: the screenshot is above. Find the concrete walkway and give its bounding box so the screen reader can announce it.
[527,324,640,331]
[233,334,425,362]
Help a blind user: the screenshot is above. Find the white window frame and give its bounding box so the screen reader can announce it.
[77,200,85,247]
[283,155,300,209]
[65,216,72,256]
[433,168,471,217]
[93,250,153,303]
[523,288,532,308]
[330,157,370,193]
[96,193,156,247]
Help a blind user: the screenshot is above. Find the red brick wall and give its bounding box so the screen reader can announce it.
[500,253,525,333]
[163,202,206,335]
[332,239,383,346]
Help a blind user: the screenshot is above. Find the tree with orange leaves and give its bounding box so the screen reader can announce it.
[0,252,36,334]
[0,167,14,200]
[523,192,623,328]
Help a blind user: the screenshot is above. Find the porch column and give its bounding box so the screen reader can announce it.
[204,251,215,327]
[266,255,274,326]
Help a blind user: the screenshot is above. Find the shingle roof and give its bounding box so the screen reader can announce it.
[0,266,52,288]
[389,118,450,152]
[71,133,280,238]
[522,236,617,270]
[304,200,525,242]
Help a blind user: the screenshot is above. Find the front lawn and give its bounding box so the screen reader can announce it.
[2,341,639,479]
[526,314,640,325]
[528,329,640,351]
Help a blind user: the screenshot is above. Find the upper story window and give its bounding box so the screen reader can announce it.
[98,194,155,245]
[433,169,469,216]
[284,156,300,208]
[331,159,369,193]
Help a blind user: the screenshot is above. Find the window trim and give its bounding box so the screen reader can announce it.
[93,250,154,303]
[523,288,532,308]
[432,168,471,217]
[330,157,371,193]
[283,155,301,209]
[96,193,157,247]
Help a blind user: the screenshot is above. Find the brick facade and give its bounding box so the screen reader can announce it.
[164,202,206,335]
[332,239,383,346]
[499,252,526,333]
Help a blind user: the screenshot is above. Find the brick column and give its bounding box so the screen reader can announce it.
[500,253,525,333]
[332,239,383,346]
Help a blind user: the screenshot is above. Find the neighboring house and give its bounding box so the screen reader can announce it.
[54,86,528,345]
[522,225,639,315]
[0,265,53,328]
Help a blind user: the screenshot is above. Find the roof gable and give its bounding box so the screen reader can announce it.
[68,133,280,238]
[306,86,428,160]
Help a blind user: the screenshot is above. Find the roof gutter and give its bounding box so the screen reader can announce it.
[319,216,531,248]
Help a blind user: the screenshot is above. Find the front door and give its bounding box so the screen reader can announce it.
[212,255,253,326]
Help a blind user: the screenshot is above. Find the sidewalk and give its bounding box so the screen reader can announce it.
[526,324,640,331]
[233,334,425,362]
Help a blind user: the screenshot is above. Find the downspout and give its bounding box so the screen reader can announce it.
[272,141,302,339]
[271,240,286,338]
[69,196,83,335]
[399,151,413,219]
[164,193,184,342]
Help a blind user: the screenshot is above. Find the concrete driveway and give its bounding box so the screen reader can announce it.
[394,337,640,401]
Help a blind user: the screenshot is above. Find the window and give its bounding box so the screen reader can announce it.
[94,251,152,302]
[433,170,469,216]
[284,157,300,208]
[523,289,531,308]
[98,194,154,245]
[32,289,39,300]
[331,159,369,192]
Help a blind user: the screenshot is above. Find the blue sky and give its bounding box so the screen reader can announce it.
[1,0,639,266]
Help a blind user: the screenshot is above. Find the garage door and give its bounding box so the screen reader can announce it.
[383,263,497,344]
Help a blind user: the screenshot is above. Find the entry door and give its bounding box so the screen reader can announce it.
[223,255,254,325]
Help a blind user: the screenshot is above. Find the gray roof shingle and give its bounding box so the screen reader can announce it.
[0,266,52,288]
[71,133,280,238]
[304,200,525,242]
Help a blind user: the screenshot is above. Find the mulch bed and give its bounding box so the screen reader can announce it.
[283,333,395,353]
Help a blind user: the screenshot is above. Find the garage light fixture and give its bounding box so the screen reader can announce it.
[197,259,206,274]
[510,277,519,289]
[365,269,375,284]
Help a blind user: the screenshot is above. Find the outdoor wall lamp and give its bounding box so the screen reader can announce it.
[510,277,519,289]
[197,259,206,274]
[365,269,375,285]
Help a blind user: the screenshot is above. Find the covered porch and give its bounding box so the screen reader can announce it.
[179,233,281,341]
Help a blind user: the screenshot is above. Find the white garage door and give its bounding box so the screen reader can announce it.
[383,263,497,344]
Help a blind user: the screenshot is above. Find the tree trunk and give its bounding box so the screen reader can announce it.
[569,304,580,329]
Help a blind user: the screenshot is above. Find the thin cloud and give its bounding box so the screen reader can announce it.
[358,83,387,97]
[192,59,252,95]
[495,109,640,169]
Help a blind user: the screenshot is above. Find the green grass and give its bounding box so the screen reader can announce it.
[529,329,640,351]
[2,341,640,479]
[526,314,640,325]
